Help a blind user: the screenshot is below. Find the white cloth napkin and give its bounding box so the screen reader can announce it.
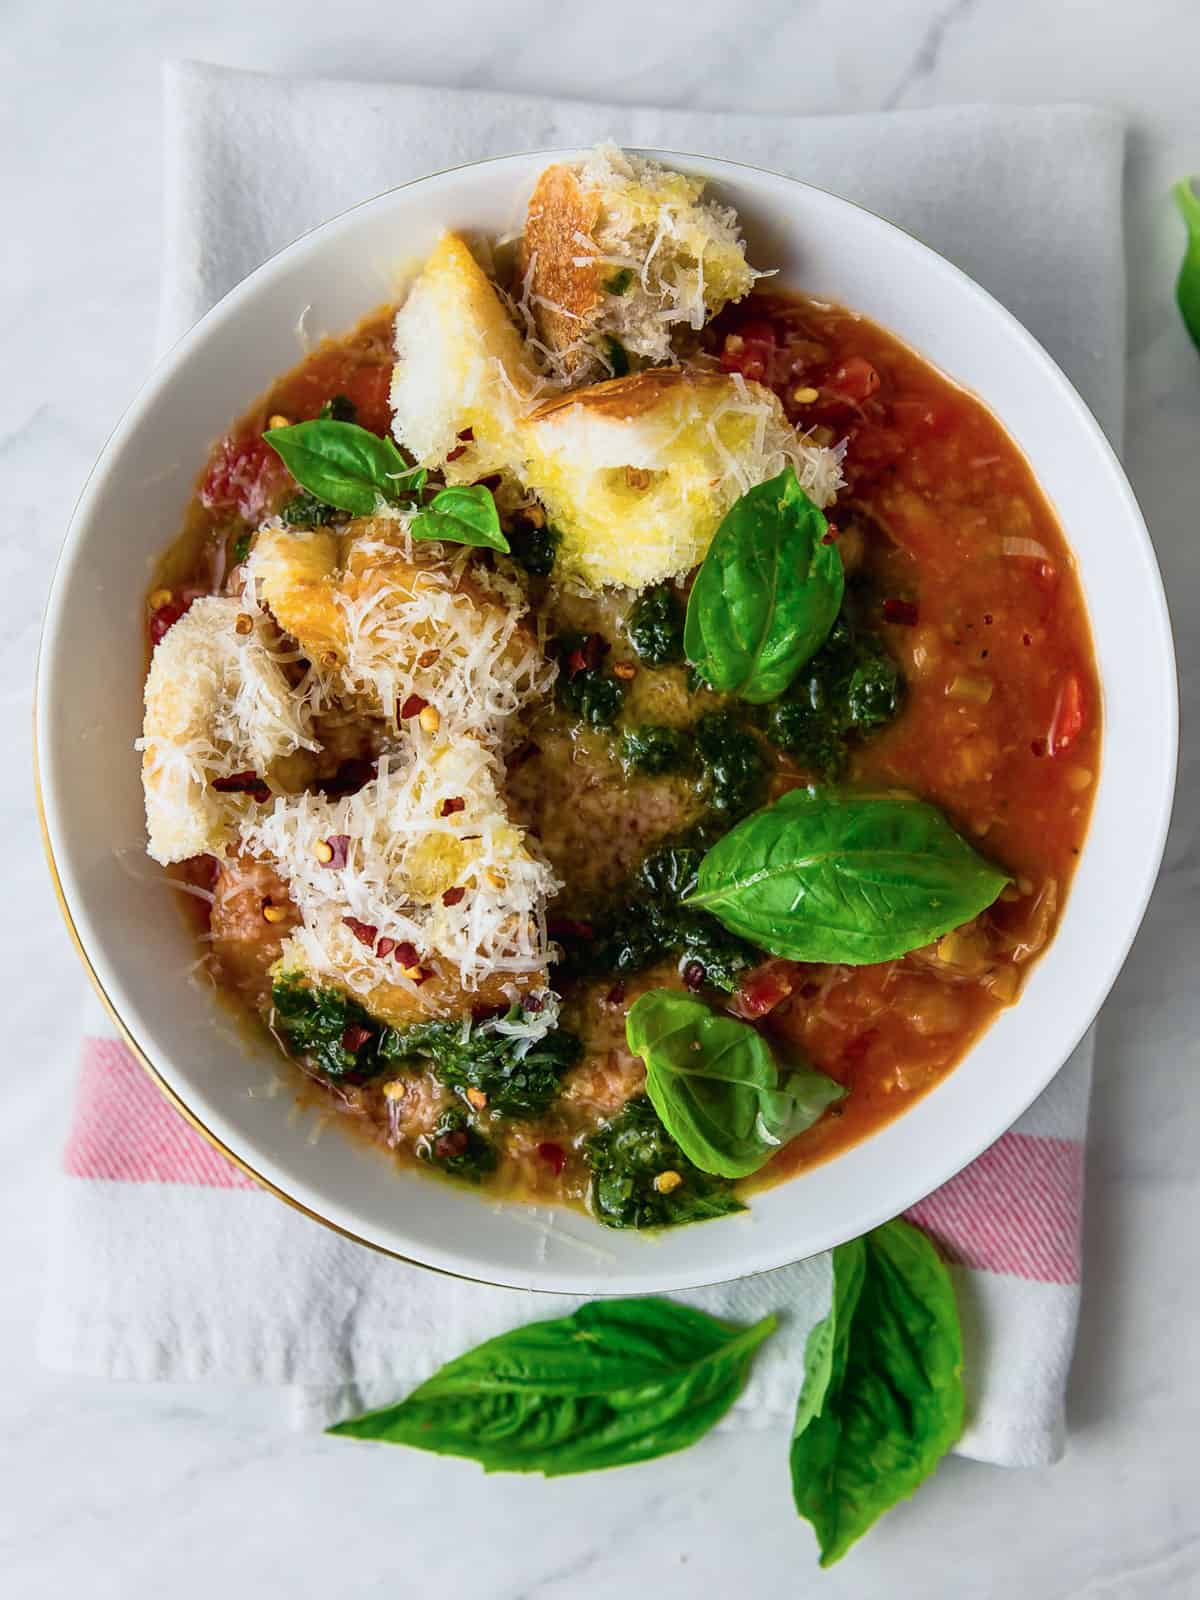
[40,64,1126,1468]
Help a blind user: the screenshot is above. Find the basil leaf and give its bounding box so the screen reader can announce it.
[328,1298,776,1474]
[626,989,843,1179]
[688,788,1009,964]
[791,1219,964,1566]
[410,483,510,552]
[684,467,844,704]
[1175,178,1200,351]
[263,419,422,516]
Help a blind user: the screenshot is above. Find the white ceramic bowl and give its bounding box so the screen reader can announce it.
[37,150,1177,1293]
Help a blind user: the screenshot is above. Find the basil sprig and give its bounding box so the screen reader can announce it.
[410,483,510,552]
[791,1219,964,1566]
[685,466,844,704]
[328,1299,776,1474]
[263,418,425,516]
[626,989,843,1179]
[688,788,1009,964]
[1174,178,1200,351]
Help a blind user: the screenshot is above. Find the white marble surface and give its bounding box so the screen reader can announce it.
[4,2,1199,1594]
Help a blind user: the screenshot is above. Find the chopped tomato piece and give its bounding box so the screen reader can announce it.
[1049,672,1086,755]
[149,597,193,646]
[200,433,292,521]
[720,319,778,383]
[827,356,881,403]
[731,960,796,1020]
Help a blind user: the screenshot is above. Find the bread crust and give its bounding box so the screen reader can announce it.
[518,165,604,376]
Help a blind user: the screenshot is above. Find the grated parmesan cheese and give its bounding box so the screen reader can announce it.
[138,596,320,865]
[243,738,560,1001]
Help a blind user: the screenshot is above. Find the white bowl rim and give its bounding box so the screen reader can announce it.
[36,147,1179,1293]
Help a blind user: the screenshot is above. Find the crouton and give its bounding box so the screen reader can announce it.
[246,518,553,740]
[389,232,538,483]
[523,369,843,590]
[518,143,761,382]
[138,597,319,865]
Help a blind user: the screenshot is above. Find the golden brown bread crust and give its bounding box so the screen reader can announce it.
[518,165,604,376]
[528,367,731,425]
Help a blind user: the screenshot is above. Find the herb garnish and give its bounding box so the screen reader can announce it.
[791,1219,964,1565]
[417,1107,497,1182]
[411,483,510,552]
[626,583,685,665]
[1175,177,1200,351]
[585,1095,745,1229]
[763,618,903,777]
[384,1007,582,1119]
[685,467,844,703]
[688,789,1010,964]
[626,989,843,1178]
[328,1297,773,1470]
[263,418,425,517]
[602,268,636,295]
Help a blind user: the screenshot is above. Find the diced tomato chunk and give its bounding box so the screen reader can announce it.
[827,356,881,403]
[731,960,796,1020]
[720,319,779,383]
[1049,672,1086,755]
[200,433,292,520]
[149,598,192,647]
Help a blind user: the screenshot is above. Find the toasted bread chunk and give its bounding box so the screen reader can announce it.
[389,232,538,483]
[523,369,842,589]
[518,144,760,382]
[138,597,319,865]
[247,518,552,740]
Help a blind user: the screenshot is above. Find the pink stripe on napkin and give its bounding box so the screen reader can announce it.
[64,1036,257,1191]
[66,1035,1082,1286]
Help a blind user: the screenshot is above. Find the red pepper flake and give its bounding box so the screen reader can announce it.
[821,531,836,545]
[537,1142,566,1176]
[605,980,627,1007]
[435,1129,470,1158]
[548,917,593,941]
[441,886,466,907]
[399,692,429,720]
[523,993,545,1013]
[325,834,350,869]
[1030,738,1047,758]
[1022,632,1033,647]
[882,597,919,627]
[211,771,271,803]
[983,613,994,625]
[343,917,379,948]
[409,967,433,986]
[565,633,607,677]
[392,941,420,968]
[342,1024,373,1053]
[440,796,466,817]
[682,960,706,993]
[375,937,397,959]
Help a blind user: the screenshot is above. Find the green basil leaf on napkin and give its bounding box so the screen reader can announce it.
[263,418,424,516]
[1174,178,1200,351]
[328,1299,776,1474]
[687,788,1009,964]
[684,466,844,704]
[411,483,510,552]
[791,1218,964,1567]
[626,989,843,1179]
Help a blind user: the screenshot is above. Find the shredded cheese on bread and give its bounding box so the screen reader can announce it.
[247,517,554,740]
[519,143,762,383]
[524,369,843,589]
[138,597,319,865]
[245,738,559,1013]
